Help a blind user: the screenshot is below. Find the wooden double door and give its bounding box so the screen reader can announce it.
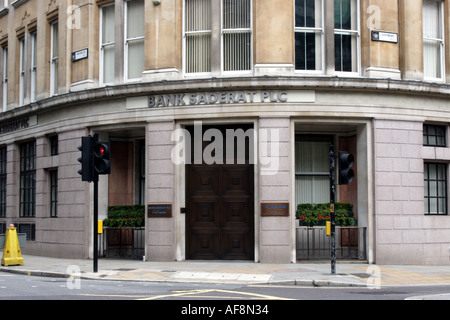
[186,125,254,260]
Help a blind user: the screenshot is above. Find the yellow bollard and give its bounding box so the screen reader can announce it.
[98,220,103,234]
[1,224,24,266]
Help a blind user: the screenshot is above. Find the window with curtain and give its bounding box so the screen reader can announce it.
[295,0,323,71]
[50,21,58,95]
[334,0,359,73]
[295,137,331,206]
[424,163,447,215]
[125,0,144,81]
[222,0,252,72]
[185,0,211,73]
[423,0,444,81]
[100,4,115,85]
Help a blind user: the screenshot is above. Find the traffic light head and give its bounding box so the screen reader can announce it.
[94,141,110,175]
[338,151,354,185]
[77,136,94,182]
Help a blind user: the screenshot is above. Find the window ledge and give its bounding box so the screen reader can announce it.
[11,0,29,9]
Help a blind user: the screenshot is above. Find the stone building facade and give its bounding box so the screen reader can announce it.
[0,0,449,265]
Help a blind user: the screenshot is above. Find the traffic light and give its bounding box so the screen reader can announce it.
[338,151,354,185]
[93,141,110,175]
[77,136,94,182]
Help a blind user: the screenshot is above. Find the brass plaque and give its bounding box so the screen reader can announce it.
[261,203,290,217]
[147,204,172,218]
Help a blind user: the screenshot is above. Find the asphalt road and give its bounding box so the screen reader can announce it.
[2,272,450,299]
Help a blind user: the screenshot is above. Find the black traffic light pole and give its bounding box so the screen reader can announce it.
[329,144,336,275]
[330,145,355,275]
[93,173,99,273]
[78,133,110,273]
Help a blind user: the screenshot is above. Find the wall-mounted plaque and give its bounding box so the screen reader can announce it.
[371,30,398,43]
[261,203,289,217]
[147,204,172,218]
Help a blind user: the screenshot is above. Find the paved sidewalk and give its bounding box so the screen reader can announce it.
[1,254,450,291]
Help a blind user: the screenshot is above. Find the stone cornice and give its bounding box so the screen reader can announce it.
[1,76,450,122]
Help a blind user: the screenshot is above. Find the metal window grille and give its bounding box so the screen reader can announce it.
[423,124,446,147]
[424,162,447,215]
[0,146,6,218]
[20,141,36,218]
[50,170,58,218]
[17,223,35,241]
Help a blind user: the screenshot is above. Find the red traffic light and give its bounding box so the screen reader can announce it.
[94,141,110,174]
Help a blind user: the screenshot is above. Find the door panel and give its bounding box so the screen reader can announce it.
[186,125,254,260]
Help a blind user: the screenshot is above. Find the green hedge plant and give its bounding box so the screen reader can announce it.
[296,203,356,227]
[103,205,145,228]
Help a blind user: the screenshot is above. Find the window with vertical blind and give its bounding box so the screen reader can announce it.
[50,21,58,95]
[334,0,359,73]
[295,0,323,72]
[125,0,145,81]
[423,0,445,81]
[185,0,212,74]
[295,137,331,206]
[222,0,252,72]
[184,0,252,74]
[100,4,115,85]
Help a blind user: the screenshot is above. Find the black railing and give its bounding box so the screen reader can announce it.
[99,227,145,260]
[296,226,367,260]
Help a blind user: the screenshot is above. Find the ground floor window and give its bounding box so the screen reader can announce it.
[424,162,447,215]
[20,141,36,218]
[295,135,332,206]
[0,146,6,218]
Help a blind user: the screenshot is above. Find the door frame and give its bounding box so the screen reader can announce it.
[174,119,260,262]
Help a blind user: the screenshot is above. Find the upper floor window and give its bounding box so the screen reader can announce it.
[423,0,445,81]
[2,46,7,112]
[184,0,252,75]
[100,4,115,85]
[184,0,211,74]
[294,0,323,72]
[222,0,252,72]
[50,21,59,96]
[334,0,359,73]
[19,37,25,105]
[124,0,145,81]
[423,124,446,147]
[30,31,37,102]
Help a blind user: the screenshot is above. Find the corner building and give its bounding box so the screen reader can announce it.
[0,0,449,265]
